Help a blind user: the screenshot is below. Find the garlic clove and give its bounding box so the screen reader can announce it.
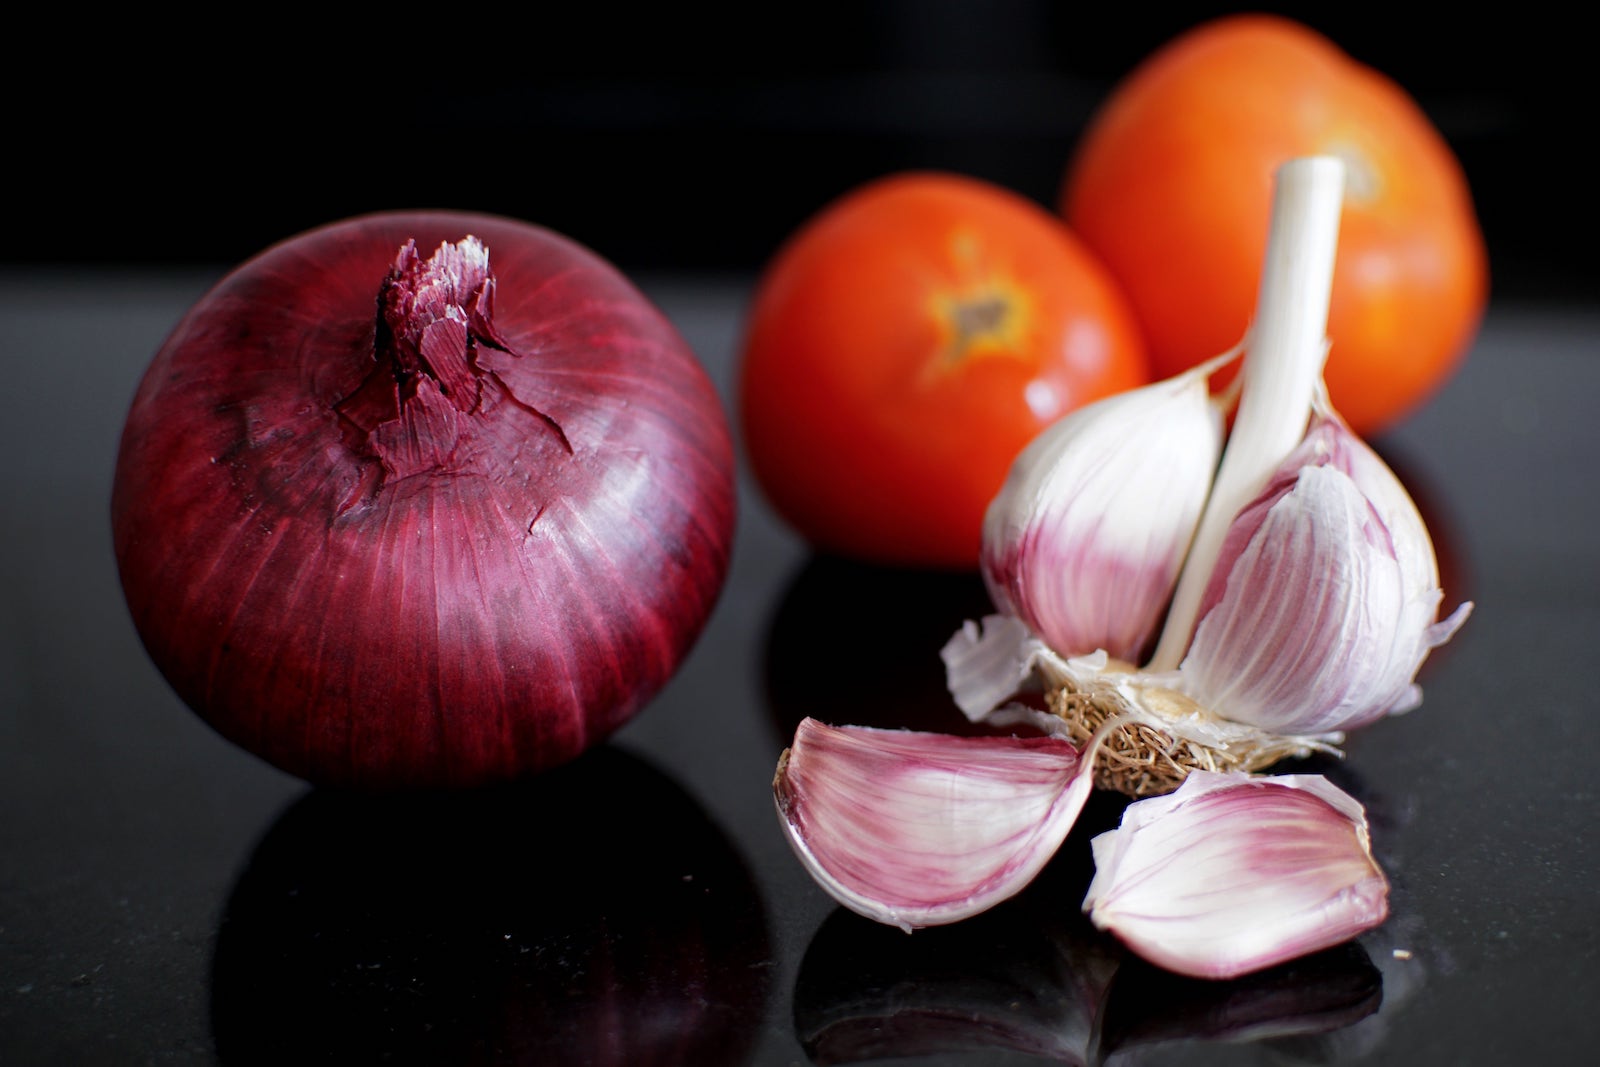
[980,355,1229,664]
[774,718,1094,932]
[1301,398,1439,590]
[1180,398,1470,736]
[1083,771,1389,980]
[1299,398,1473,719]
[1181,464,1407,735]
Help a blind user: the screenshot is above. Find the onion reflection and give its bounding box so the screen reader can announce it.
[210,745,770,1066]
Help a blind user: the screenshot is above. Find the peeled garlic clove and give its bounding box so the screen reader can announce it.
[1083,771,1388,980]
[980,359,1227,663]
[1181,403,1470,735]
[774,718,1094,932]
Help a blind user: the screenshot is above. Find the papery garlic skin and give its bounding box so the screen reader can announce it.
[980,358,1227,664]
[942,613,1074,724]
[774,718,1094,932]
[1181,401,1472,735]
[1083,771,1389,980]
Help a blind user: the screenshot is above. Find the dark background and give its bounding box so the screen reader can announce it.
[9,2,1593,301]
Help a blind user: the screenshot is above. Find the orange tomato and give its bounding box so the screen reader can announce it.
[738,171,1149,569]
[1061,14,1488,437]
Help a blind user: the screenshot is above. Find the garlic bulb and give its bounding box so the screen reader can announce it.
[947,156,1470,780]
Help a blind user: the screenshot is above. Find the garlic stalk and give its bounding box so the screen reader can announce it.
[1083,771,1389,980]
[1151,156,1346,671]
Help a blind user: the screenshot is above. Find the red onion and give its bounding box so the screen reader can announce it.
[112,210,735,789]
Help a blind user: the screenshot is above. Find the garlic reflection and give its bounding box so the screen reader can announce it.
[1083,771,1389,980]
[793,872,1387,1065]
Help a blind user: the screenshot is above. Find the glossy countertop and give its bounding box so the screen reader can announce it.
[2,268,1596,1064]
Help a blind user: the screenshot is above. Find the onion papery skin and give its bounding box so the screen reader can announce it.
[112,210,735,790]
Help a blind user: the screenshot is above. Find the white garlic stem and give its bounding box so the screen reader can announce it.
[1149,156,1346,671]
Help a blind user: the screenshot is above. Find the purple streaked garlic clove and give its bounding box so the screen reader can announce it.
[1082,771,1389,980]
[1295,398,1473,717]
[1180,400,1471,736]
[775,718,1095,932]
[979,357,1227,664]
[1180,464,1408,735]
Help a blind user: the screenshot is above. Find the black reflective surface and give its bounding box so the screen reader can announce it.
[2,272,1597,1064]
[210,748,770,1065]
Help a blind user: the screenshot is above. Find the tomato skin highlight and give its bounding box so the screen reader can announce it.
[1061,14,1488,438]
[739,171,1149,570]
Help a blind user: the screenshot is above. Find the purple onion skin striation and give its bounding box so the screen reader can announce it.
[112,211,736,790]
